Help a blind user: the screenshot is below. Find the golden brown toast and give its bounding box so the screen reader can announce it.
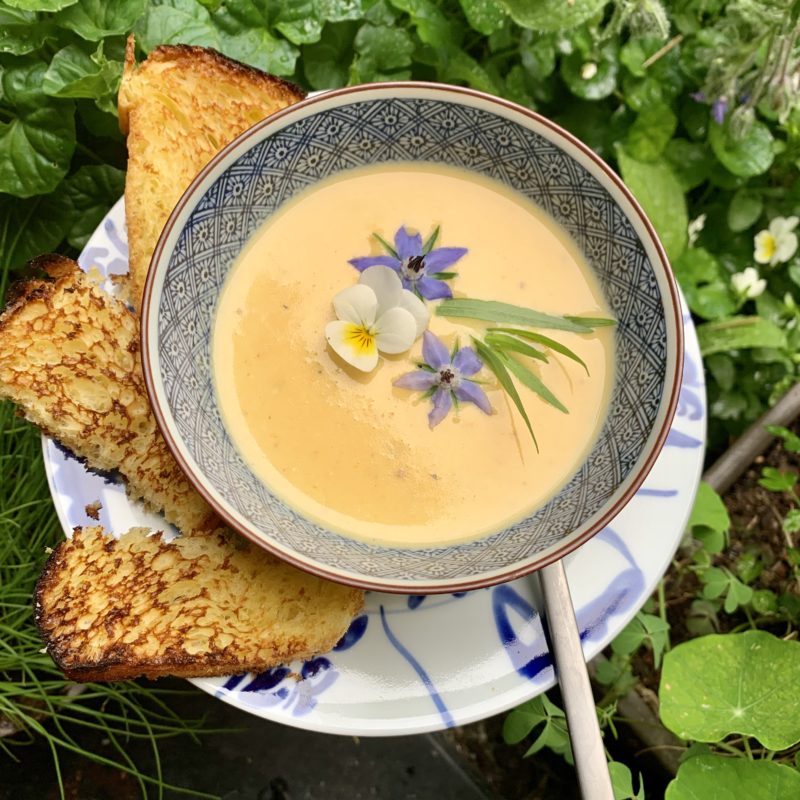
[0,254,217,533]
[119,37,305,309]
[36,526,363,681]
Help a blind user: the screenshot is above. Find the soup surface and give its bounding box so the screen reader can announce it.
[213,163,614,546]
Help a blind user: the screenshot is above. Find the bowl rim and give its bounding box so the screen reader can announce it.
[141,81,684,594]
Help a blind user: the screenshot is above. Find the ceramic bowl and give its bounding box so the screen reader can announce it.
[141,83,683,593]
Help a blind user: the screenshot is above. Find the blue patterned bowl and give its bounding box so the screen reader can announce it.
[141,83,683,593]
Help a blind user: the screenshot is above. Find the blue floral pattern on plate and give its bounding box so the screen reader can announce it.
[148,92,681,585]
[44,197,703,736]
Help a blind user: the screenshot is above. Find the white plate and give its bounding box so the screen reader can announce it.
[44,197,706,736]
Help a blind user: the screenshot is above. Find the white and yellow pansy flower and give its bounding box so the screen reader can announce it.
[754,216,799,266]
[325,265,429,372]
[731,267,766,300]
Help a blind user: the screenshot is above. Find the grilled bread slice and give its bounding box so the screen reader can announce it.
[0,254,216,533]
[119,37,305,309]
[36,526,363,681]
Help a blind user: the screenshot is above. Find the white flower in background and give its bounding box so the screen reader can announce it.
[581,62,598,80]
[731,267,766,300]
[754,216,799,266]
[325,266,429,372]
[687,213,706,248]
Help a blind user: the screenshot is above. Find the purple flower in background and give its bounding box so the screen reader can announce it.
[349,226,467,301]
[394,331,491,428]
[711,96,728,124]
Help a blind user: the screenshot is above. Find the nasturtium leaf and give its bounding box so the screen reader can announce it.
[727,189,763,232]
[616,148,687,261]
[62,164,125,249]
[55,0,149,41]
[5,0,76,9]
[696,317,787,356]
[0,191,74,271]
[561,50,618,100]
[708,119,775,178]
[458,0,505,35]
[136,0,220,51]
[354,24,414,71]
[495,0,605,31]
[318,0,363,22]
[0,61,76,198]
[660,631,800,749]
[666,755,800,800]
[0,8,55,56]
[625,102,677,161]
[688,482,730,537]
[43,44,122,99]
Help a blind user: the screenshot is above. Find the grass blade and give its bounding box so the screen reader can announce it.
[422,225,440,253]
[484,332,548,362]
[500,354,569,413]
[372,232,399,259]
[437,299,591,332]
[489,328,589,374]
[472,338,538,449]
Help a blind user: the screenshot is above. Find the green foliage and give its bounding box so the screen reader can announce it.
[660,631,800,750]
[502,693,573,764]
[611,611,670,668]
[609,760,645,800]
[666,755,800,800]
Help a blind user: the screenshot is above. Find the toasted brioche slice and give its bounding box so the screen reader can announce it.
[0,255,216,533]
[119,38,305,309]
[36,526,363,681]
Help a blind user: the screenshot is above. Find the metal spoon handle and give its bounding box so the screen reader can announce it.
[540,560,614,800]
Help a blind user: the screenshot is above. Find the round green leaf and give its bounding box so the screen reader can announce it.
[55,0,148,41]
[727,189,763,232]
[708,119,775,178]
[495,0,605,31]
[5,0,76,9]
[660,631,800,749]
[458,0,506,35]
[62,164,125,249]
[616,147,688,261]
[666,756,800,800]
[625,102,678,161]
[318,0,364,22]
[355,23,414,71]
[561,51,618,100]
[664,138,711,191]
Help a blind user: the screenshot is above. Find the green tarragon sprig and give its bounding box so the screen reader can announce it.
[437,298,616,448]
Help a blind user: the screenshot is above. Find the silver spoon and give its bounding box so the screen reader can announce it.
[539,559,614,800]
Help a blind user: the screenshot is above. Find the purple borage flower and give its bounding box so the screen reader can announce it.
[349,226,467,301]
[394,331,492,429]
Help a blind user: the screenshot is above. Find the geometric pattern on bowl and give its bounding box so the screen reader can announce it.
[148,87,681,589]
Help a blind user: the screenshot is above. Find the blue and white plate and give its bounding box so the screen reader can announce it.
[44,199,704,737]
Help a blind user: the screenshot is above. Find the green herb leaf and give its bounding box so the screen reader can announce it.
[784,510,800,535]
[55,0,149,41]
[758,466,797,494]
[696,316,787,356]
[438,299,592,332]
[687,482,730,537]
[489,327,588,373]
[0,61,76,198]
[428,271,457,280]
[616,146,688,262]
[672,248,736,321]
[500,352,568,413]
[495,0,605,31]
[561,49,618,101]
[484,332,548,362]
[666,756,800,800]
[458,0,505,36]
[354,22,414,74]
[388,0,452,49]
[708,118,775,178]
[318,0,364,22]
[302,21,357,89]
[62,164,126,249]
[422,224,439,253]
[609,760,645,800]
[660,631,800,749]
[766,425,800,454]
[0,7,56,55]
[373,231,400,259]
[473,338,537,448]
[625,102,678,162]
[727,189,763,232]
[136,0,220,51]
[564,315,616,328]
[43,43,122,100]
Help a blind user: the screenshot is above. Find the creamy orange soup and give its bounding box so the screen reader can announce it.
[213,164,614,547]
